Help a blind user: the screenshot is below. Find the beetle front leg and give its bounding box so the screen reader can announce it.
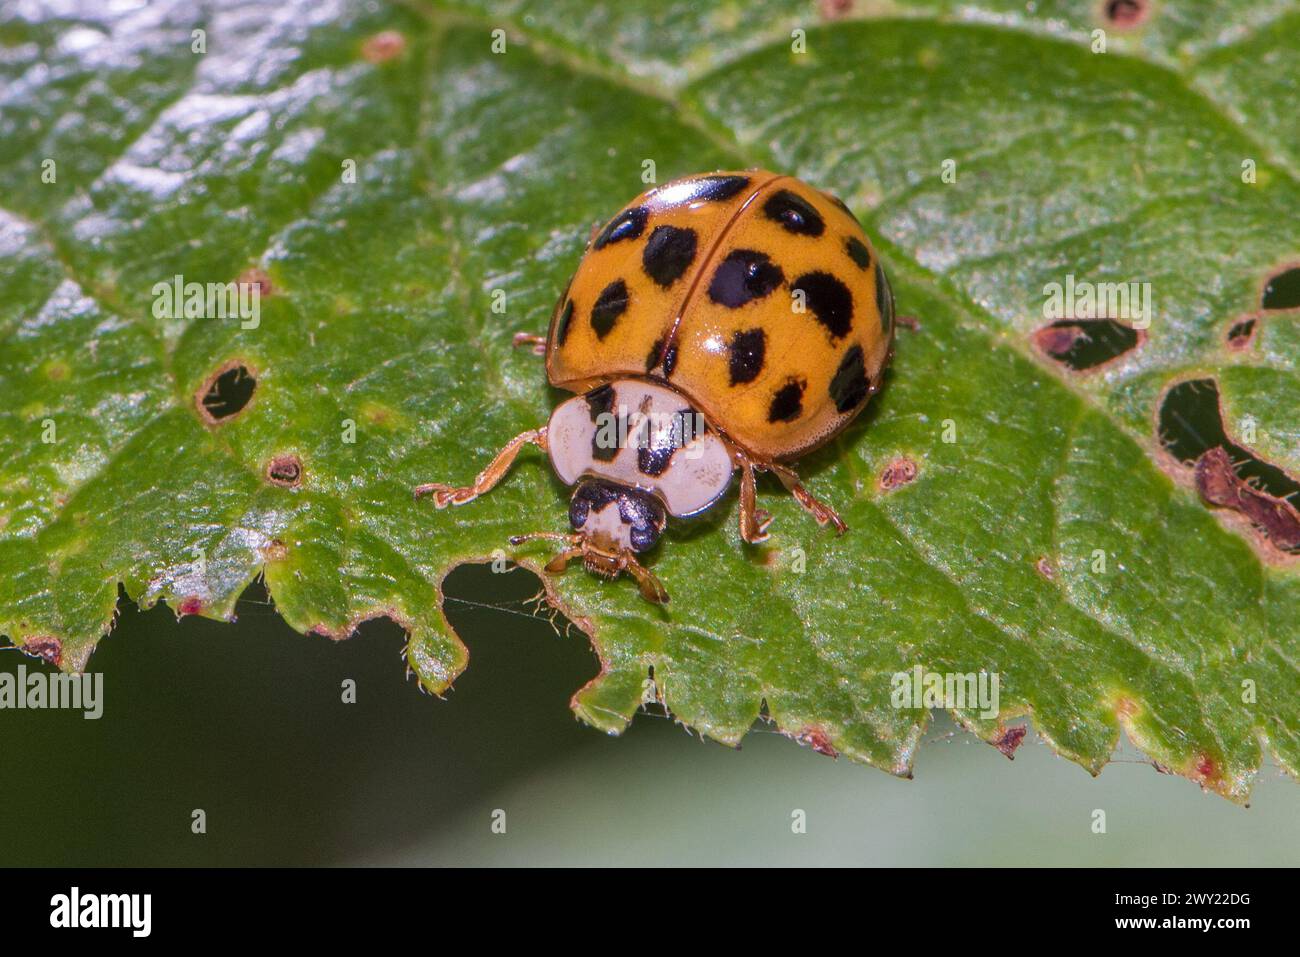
[415,426,548,508]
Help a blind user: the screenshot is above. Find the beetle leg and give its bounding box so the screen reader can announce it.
[511,332,547,356]
[621,551,670,605]
[509,531,578,547]
[768,461,848,535]
[731,449,772,544]
[415,427,548,508]
[542,546,584,574]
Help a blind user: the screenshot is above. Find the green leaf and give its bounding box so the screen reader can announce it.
[2,0,1297,799]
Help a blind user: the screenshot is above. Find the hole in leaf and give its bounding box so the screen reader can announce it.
[1032,318,1141,371]
[266,454,303,487]
[1262,265,1300,310]
[1226,317,1257,350]
[1103,0,1148,28]
[1158,379,1300,552]
[198,362,256,423]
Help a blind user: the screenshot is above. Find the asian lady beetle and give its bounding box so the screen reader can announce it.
[416,170,895,603]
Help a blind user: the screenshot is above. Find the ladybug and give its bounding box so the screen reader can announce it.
[416,170,895,603]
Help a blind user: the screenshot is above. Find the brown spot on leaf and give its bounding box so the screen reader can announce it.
[266,454,303,487]
[1192,752,1221,785]
[819,0,853,19]
[1159,379,1300,556]
[1032,318,1143,372]
[1226,317,1258,350]
[795,726,839,758]
[1102,0,1149,29]
[1195,447,1300,551]
[1035,557,1055,580]
[23,636,62,667]
[993,725,1027,759]
[361,29,406,63]
[237,267,274,298]
[879,456,918,491]
[260,538,288,562]
[177,597,204,617]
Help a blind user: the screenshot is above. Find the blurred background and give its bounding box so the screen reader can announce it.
[2,567,1296,867]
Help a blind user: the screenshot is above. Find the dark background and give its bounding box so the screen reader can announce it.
[1,566,1296,866]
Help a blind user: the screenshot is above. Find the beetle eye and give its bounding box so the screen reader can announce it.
[629,523,658,553]
[569,496,590,529]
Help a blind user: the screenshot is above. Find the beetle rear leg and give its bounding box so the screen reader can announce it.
[769,461,848,534]
[415,427,548,508]
[512,332,547,356]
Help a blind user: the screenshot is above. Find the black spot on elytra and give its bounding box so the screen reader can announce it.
[829,344,869,413]
[763,189,824,236]
[590,279,629,339]
[1263,266,1300,310]
[662,342,678,376]
[592,206,648,250]
[824,192,859,222]
[793,271,853,339]
[708,249,785,308]
[874,261,894,335]
[728,328,766,386]
[845,236,872,270]
[555,298,575,345]
[642,225,698,288]
[690,174,751,202]
[646,336,665,371]
[768,378,806,423]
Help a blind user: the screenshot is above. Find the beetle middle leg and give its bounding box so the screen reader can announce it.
[415,426,548,508]
[730,448,773,544]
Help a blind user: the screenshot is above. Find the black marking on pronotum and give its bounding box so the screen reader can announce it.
[585,384,621,462]
[845,236,872,270]
[728,327,766,386]
[792,271,854,339]
[592,206,648,250]
[590,279,629,339]
[642,225,698,288]
[584,383,616,422]
[763,189,825,236]
[708,249,785,308]
[829,344,869,413]
[768,378,806,423]
[689,174,751,202]
[874,261,894,335]
[636,408,694,477]
[555,298,575,345]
